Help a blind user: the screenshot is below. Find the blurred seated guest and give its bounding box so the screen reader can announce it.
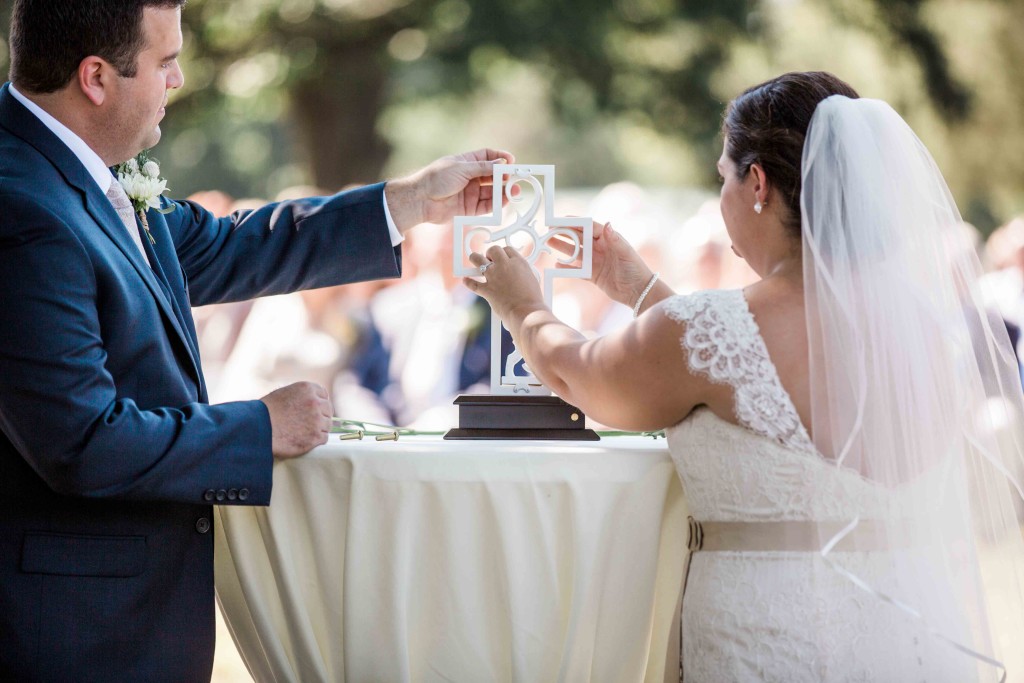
[588,182,667,290]
[980,216,1024,381]
[186,189,253,390]
[276,184,331,202]
[186,189,235,218]
[365,224,494,428]
[210,280,394,403]
[548,182,666,338]
[329,280,402,426]
[670,198,758,292]
[984,217,1021,272]
[211,262,489,429]
[211,290,341,403]
[229,196,269,213]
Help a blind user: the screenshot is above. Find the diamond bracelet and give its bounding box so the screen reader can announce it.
[632,272,660,318]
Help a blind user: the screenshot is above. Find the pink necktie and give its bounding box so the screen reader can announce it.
[106,181,151,266]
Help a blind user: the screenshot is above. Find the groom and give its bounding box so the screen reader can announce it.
[0,1,511,680]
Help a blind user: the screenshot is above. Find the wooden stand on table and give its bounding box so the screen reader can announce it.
[444,395,600,441]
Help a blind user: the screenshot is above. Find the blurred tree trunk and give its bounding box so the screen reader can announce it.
[290,40,391,191]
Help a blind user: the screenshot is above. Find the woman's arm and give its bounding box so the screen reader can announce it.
[465,245,706,431]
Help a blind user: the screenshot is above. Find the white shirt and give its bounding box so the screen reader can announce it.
[9,84,404,246]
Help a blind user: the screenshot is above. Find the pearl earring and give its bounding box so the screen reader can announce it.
[754,201,763,214]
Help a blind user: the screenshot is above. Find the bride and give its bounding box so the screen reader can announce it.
[466,72,1024,681]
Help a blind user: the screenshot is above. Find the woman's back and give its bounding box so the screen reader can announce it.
[469,74,1024,681]
[662,287,979,682]
[683,275,812,440]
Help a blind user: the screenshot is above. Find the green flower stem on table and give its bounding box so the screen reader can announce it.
[329,418,665,441]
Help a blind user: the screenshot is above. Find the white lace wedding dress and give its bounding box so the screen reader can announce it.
[663,289,978,682]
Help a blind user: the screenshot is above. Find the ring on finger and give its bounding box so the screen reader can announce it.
[478,261,494,274]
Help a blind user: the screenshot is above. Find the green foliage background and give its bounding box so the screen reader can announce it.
[1,0,1022,232]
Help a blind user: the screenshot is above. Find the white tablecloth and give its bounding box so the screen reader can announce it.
[214,436,687,683]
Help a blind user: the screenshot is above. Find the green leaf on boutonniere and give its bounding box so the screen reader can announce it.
[114,150,173,224]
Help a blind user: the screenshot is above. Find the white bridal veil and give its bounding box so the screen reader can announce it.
[802,96,1024,680]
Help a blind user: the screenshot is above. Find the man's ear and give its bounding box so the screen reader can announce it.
[77,56,110,106]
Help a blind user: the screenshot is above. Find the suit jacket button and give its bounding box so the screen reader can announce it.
[227,488,238,501]
[203,489,215,502]
[195,517,211,534]
[215,489,227,502]
[238,488,250,501]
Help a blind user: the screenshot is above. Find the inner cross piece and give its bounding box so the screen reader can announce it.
[454,164,592,395]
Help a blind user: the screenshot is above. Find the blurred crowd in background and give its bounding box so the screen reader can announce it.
[3,0,1017,432]
[188,185,1024,430]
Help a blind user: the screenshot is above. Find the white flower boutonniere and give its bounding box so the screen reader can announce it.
[114,150,172,245]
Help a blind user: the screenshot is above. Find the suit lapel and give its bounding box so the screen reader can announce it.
[140,223,207,399]
[0,84,203,392]
[82,193,200,376]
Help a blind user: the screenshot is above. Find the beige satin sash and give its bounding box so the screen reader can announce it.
[686,517,895,553]
[679,517,1007,683]
[680,517,896,682]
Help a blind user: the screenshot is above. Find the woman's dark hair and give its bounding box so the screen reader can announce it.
[723,71,859,236]
[8,0,187,94]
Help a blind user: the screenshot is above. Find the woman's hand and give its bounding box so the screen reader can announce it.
[463,244,547,323]
[550,220,656,308]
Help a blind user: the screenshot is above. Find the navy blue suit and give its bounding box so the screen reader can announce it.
[0,82,401,681]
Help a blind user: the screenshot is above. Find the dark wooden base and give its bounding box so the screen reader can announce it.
[443,394,601,441]
[444,427,600,441]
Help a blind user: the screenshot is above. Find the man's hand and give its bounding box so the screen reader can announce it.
[260,382,333,458]
[384,148,515,234]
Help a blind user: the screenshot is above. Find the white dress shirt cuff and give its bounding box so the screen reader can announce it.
[382,194,404,247]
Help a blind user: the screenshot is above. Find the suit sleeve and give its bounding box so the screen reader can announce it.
[164,182,403,306]
[0,193,273,504]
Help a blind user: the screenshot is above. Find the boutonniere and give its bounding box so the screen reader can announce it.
[114,150,172,245]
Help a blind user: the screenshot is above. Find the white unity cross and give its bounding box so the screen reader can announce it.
[454,164,592,395]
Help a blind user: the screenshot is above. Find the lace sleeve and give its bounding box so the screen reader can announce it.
[662,290,814,450]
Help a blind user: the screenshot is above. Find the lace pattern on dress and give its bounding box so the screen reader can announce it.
[663,289,815,453]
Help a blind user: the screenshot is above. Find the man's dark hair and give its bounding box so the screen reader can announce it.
[8,0,186,94]
[723,71,860,237]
